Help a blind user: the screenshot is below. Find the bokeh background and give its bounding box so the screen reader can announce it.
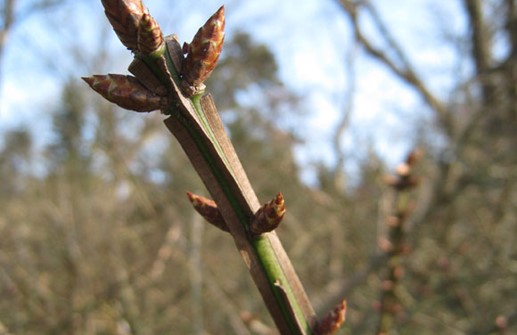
[1,0,516,334]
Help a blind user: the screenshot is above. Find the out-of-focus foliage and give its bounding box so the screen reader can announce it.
[332,0,517,334]
[0,0,516,334]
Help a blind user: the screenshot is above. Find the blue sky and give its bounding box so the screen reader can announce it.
[0,0,467,183]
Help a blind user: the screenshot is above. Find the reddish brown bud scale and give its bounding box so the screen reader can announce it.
[82,74,166,112]
[181,6,225,96]
[250,193,286,235]
[128,58,167,95]
[314,299,347,335]
[101,0,148,52]
[165,35,185,74]
[186,192,229,232]
[137,12,163,54]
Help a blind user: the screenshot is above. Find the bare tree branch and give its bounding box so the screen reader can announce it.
[504,0,517,58]
[337,0,452,135]
[464,0,491,73]
[0,0,16,99]
[331,41,358,191]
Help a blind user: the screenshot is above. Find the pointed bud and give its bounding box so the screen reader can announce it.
[495,316,508,331]
[82,74,167,112]
[101,0,148,52]
[405,148,423,166]
[250,193,285,235]
[314,299,347,335]
[181,6,225,96]
[186,192,229,232]
[137,12,163,54]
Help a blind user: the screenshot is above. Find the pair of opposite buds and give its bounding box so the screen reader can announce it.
[83,0,225,112]
[187,192,286,236]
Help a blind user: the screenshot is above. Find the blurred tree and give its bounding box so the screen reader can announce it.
[0,127,32,195]
[330,0,517,334]
[0,0,70,102]
[47,79,89,171]
[3,1,516,334]
[0,27,314,334]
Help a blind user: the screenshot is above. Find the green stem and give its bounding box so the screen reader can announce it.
[189,93,233,172]
[187,99,311,334]
[167,101,312,334]
[253,235,311,334]
[145,41,315,334]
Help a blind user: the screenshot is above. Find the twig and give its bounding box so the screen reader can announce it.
[375,149,422,334]
[338,0,452,135]
[82,2,351,334]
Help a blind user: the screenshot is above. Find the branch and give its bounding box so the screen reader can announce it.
[83,2,350,334]
[463,0,491,73]
[338,0,452,135]
[331,41,358,191]
[504,0,517,58]
[375,149,422,334]
[0,0,16,101]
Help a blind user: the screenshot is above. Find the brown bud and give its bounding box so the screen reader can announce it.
[101,0,148,52]
[186,192,229,232]
[386,215,400,227]
[395,163,411,177]
[405,148,423,166]
[314,299,347,335]
[181,6,225,96]
[137,12,163,54]
[82,74,167,112]
[378,237,393,252]
[393,265,405,279]
[250,193,285,235]
[495,315,508,330]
